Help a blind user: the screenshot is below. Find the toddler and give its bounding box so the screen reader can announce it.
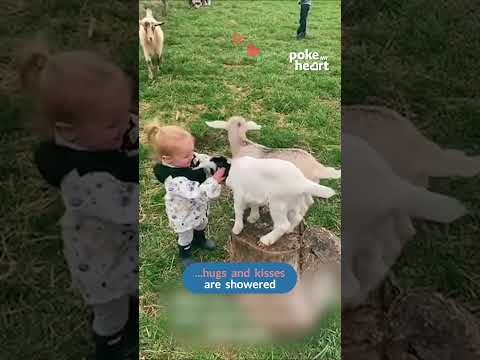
[17,40,139,359]
[145,123,225,267]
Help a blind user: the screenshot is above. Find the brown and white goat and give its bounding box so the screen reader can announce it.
[139,8,164,79]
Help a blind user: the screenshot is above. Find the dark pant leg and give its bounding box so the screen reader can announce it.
[297,4,311,35]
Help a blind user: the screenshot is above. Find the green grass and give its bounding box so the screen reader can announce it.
[140,0,341,359]
[0,1,137,359]
[343,1,480,305]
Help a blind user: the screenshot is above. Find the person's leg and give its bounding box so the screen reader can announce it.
[297,4,310,38]
[192,219,216,250]
[177,229,196,267]
[304,4,310,35]
[92,296,129,359]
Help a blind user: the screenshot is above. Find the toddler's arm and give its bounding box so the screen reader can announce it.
[165,176,221,200]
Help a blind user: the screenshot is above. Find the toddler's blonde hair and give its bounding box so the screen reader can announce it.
[144,122,194,160]
[16,33,131,139]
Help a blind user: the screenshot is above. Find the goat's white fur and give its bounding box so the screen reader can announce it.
[206,117,340,181]
[139,8,164,79]
[342,134,467,307]
[343,105,480,186]
[206,116,340,231]
[226,156,336,246]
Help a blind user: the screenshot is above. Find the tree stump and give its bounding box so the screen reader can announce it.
[342,305,385,360]
[386,290,480,360]
[229,208,340,277]
[342,277,400,360]
[343,285,480,360]
[228,209,341,339]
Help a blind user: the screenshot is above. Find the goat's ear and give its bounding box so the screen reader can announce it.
[205,121,227,129]
[246,121,261,130]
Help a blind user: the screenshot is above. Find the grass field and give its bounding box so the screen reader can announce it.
[0,1,137,359]
[343,1,480,308]
[139,1,341,359]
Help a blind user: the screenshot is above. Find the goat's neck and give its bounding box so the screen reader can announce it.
[229,129,250,157]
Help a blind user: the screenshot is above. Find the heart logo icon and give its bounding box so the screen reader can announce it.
[232,32,245,45]
[247,42,261,57]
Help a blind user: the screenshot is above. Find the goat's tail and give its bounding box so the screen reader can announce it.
[15,32,51,93]
[306,181,336,199]
[399,182,467,223]
[427,148,480,177]
[314,166,341,180]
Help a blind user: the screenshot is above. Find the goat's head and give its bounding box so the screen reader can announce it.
[210,156,231,178]
[140,10,164,43]
[191,0,202,8]
[191,154,232,178]
[206,116,261,137]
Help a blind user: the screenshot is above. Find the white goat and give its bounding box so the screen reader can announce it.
[206,116,340,181]
[342,134,467,307]
[139,8,164,80]
[343,105,480,187]
[206,116,340,228]
[226,156,336,246]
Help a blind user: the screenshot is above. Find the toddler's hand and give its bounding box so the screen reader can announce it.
[212,167,226,183]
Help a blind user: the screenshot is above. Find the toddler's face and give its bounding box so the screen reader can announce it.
[70,98,131,151]
[165,137,195,168]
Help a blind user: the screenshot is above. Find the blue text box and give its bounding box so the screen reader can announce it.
[183,262,297,294]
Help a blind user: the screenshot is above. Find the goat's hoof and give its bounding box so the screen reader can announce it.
[232,224,243,235]
[257,240,268,248]
[259,235,274,247]
[247,215,259,224]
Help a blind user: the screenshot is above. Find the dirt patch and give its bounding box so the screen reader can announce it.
[172,104,208,123]
[193,104,207,112]
[250,101,264,116]
[139,101,151,114]
[274,113,290,128]
[317,99,341,112]
[225,83,251,108]
[140,293,162,317]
